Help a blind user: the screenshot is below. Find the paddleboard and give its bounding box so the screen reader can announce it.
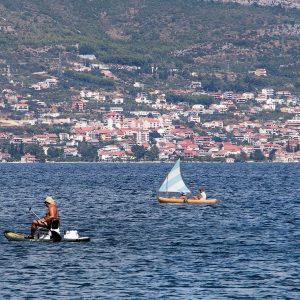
[3,231,90,242]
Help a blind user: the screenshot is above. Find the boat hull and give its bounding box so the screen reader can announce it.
[3,231,90,242]
[158,197,218,204]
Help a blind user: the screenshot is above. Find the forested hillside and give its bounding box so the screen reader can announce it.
[0,0,300,89]
[214,0,300,9]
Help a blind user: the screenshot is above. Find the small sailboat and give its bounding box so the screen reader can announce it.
[157,159,218,204]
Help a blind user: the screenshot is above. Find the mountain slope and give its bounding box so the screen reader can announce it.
[213,0,300,9]
[0,0,299,87]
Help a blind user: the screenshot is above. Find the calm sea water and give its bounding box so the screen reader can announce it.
[0,162,299,299]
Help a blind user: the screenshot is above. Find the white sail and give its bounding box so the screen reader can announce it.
[158,159,191,194]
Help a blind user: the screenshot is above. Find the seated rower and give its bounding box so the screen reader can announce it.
[192,187,207,200]
[28,196,60,239]
[179,192,188,201]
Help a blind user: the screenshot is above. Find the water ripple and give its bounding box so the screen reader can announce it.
[0,162,299,299]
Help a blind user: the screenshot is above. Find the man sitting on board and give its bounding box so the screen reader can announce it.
[193,187,207,200]
[28,196,60,239]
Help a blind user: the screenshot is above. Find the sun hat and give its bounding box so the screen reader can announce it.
[44,196,56,205]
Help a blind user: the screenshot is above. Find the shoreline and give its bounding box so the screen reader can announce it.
[0,161,299,164]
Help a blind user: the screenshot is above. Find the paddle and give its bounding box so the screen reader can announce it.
[29,207,40,219]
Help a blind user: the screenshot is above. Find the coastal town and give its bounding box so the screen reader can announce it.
[2,3,300,300]
[0,53,299,163]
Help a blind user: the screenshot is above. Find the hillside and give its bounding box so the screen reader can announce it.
[214,0,300,9]
[0,0,300,90]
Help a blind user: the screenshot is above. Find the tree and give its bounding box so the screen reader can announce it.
[131,145,146,160]
[24,144,46,162]
[0,140,10,152]
[212,136,222,142]
[236,150,248,162]
[79,43,95,55]
[78,142,98,161]
[250,149,265,162]
[269,149,277,161]
[166,94,214,106]
[149,131,161,139]
[145,145,159,161]
[47,147,63,160]
[9,143,24,161]
[187,121,195,129]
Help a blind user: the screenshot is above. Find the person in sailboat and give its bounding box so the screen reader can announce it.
[193,187,207,200]
[28,196,60,239]
[180,192,188,202]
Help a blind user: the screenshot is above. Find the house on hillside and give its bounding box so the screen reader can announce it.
[63,147,81,158]
[111,98,124,105]
[222,142,241,156]
[133,129,150,143]
[261,88,274,99]
[254,68,267,77]
[103,112,124,128]
[12,103,29,112]
[21,153,38,163]
[202,120,224,128]
[0,22,14,33]
[135,93,152,104]
[273,150,299,163]
[72,99,86,111]
[97,149,130,161]
[0,151,11,162]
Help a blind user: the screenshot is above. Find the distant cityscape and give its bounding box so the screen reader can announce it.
[0,52,299,163]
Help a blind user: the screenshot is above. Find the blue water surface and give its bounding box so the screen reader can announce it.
[0,162,299,299]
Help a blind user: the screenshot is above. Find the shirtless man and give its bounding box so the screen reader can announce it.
[29,196,60,238]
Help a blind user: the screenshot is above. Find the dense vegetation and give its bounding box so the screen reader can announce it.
[166,94,215,106]
[0,0,300,90]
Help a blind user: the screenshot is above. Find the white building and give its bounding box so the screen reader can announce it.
[111,98,124,105]
[135,93,152,104]
[262,88,274,98]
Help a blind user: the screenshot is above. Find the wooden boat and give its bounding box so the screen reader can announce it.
[157,159,218,204]
[158,197,218,204]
